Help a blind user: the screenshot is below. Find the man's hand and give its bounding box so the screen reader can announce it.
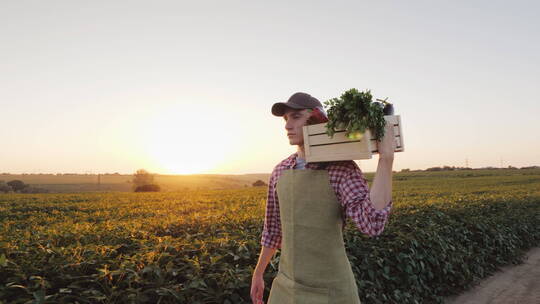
[376,120,396,160]
[250,272,265,304]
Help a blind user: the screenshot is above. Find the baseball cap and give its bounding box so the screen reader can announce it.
[271,92,324,116]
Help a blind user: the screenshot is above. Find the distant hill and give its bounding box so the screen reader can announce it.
[0,173,272,193]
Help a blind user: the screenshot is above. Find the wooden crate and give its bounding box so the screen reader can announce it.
[302,115,404,162]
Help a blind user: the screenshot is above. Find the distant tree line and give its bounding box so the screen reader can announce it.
[0,180,49,193]
[0,172,124,176]
[400,165,538,172]
[425,166,473,171]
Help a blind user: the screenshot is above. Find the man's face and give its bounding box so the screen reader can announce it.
[283,108,310,146]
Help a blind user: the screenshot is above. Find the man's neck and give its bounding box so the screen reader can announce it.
[297,146,305,159]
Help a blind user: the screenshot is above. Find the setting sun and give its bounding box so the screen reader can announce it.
[139,103,241,174]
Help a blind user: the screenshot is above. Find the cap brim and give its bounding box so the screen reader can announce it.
[271,102,304,116]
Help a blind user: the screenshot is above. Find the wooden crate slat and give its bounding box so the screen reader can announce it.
[370,136,404,152]
[308,130,369,145]
[303,115,403,162]
[306,141,373,162]
[305,123,328,135]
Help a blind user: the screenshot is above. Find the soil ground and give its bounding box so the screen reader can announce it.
[444,247,540,304]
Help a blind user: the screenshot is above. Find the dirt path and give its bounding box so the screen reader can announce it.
[444,247,540,304]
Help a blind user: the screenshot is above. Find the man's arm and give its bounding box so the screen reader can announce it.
[251,170,281,303]
[370,120,396,210]
[254,246,278,276]
[369,157,393,211]
[251,245,277,304]
[338,120,396,237]
[256,170,282,270]
[339,162,392,237]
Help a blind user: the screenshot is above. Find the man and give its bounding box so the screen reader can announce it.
[251,92,395,304]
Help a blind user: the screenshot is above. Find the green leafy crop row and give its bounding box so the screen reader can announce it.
[0,169,539,303]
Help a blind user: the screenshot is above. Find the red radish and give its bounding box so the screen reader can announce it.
[306,107,329,125]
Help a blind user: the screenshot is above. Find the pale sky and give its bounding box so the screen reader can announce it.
[1,0,539,175]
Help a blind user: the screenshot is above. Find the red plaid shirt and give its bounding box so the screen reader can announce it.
[261,152,393,249]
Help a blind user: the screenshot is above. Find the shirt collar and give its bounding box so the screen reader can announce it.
[285,152,321,169]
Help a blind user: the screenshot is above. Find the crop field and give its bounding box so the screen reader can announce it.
[1,169,539,303]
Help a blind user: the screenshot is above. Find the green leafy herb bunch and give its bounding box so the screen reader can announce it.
[323,88,390,141]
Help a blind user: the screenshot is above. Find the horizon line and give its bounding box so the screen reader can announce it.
[1,165,539,176]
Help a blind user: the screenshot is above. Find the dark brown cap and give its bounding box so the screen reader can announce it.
[271,92,323,116]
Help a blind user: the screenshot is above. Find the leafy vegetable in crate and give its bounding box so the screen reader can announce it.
[323,88,393,141]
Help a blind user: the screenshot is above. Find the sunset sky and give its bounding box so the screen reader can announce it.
[2,1,539,175]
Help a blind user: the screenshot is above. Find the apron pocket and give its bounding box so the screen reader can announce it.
[272,271,330,304]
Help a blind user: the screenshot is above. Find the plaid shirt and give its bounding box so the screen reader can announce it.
[261,152,393,249]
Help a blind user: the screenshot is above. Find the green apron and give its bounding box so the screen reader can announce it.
[267,169,362,304]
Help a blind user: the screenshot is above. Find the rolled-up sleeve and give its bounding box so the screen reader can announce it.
[261,172,282,249]
[338,167,392,237]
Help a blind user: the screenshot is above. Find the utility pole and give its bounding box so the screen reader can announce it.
[465,158,469,168]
